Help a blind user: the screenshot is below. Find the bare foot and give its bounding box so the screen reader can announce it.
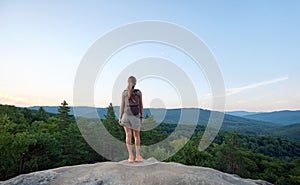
[128,155,134,163]
[135,154,144,162]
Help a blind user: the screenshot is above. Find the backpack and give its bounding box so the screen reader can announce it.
[125,89,140,115]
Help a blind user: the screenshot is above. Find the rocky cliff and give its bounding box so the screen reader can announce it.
[0,158,272,185]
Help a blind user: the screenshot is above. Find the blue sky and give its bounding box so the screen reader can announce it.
[0,0,299,111]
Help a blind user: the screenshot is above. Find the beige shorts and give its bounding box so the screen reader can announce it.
[121,112,141,130]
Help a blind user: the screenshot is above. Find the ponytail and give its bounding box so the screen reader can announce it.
[127,76,137,102]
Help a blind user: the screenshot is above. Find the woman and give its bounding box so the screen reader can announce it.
[119,76,144,162]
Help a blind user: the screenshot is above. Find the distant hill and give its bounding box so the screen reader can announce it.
[29,106,108,118]
[270,123,300,141]
[225,111,260,117]
[29,106,282,137]
[243,110,300,125]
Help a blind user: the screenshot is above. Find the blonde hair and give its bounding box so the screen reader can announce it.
[127,76,137,102]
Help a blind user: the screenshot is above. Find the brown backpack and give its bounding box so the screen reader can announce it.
[125,89,140,115]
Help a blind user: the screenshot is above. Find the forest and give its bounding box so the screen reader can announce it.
[0,102,299,185]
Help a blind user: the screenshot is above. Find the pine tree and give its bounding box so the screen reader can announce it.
[103,103,125,161]
[57,100,72,129]
[224,132,239,174]
[104,103,117,122]
[37,107,49,122]
[103,103,121,138]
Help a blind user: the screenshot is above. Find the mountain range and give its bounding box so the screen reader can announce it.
[225,111,260,117]
[227,110,300,125]
[28,106,300,141]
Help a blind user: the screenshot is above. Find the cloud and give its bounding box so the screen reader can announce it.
[0,91,49,106]
[227,76,289,96]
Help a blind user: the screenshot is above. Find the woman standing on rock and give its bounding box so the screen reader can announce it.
[119,76,144,162]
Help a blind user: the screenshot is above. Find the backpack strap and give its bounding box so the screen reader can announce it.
[124,89,140,99]
[133,89,140,97]
[123,90,128,96]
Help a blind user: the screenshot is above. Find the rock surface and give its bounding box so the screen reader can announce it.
[0,158,272,185]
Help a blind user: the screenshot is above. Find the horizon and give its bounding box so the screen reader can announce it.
[1,1,300,112]
[12,103,299,113]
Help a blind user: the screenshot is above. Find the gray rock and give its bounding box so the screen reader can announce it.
[0,158,272,185]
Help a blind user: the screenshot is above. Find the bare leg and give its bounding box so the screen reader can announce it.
[133,129,143,161]
[123,126,134,162]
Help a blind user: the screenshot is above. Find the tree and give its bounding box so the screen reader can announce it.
[142,115,159,131]
[103,103,121,138]
[21,108,35,123]
[0,114,36,180]
[104,103,117,122]
[225,132,239,174]
[57,100,72,129]
[36,107,49,122]
[102,103,125,161]
[58,122,90,166]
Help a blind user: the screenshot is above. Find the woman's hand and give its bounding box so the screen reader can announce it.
[118,119,122,125]
[140,117,143,124]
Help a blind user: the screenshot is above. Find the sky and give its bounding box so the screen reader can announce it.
[0,0,299,111]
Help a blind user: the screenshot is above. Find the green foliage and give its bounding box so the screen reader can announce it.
[270,123,300,141]
[0,104,101,180]
[36,107,49,122]
[0,103,299,185]
[58,122,90,165]
[0,113,37,179]
[141,116,168,145]
[25,132,62,171]
[0,105,27,124]
[164,128,300,185]
[57,100,72,129]
[104,103,117,121]
[102,103,124,142]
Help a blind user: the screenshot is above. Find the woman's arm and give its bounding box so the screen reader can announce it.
[119,91,125,124]
[139,91,144,118]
